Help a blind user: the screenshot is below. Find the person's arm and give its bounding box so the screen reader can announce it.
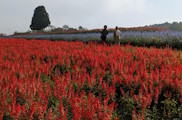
[100,29,103,33]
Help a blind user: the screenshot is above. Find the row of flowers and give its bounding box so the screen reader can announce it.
[0,38,182,119]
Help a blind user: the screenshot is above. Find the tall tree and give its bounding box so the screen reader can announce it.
[30,6,50,31]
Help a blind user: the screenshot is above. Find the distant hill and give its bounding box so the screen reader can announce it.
[147,22,182,31]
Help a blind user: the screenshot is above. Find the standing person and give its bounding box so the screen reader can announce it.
[101,25,109,43]
[113,26,121,45]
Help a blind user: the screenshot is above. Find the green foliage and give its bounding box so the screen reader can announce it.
[52,63,71,76]
[149,22,182,31]
[16,96,26,106]
[116,95,135,120]
[3,114,13,120]
[107,37,182,49]
[103,70,113,85]
[47,95,60,111]
[63,25,69,31]
[145,104,162,120]
[145,99,182,120]
[30,6,50,31]
[62,98,73,120]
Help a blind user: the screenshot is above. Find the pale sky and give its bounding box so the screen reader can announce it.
[0,0,182,35]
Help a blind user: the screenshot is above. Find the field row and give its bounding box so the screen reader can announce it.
[0,38,182,119]
[8,31,182,49]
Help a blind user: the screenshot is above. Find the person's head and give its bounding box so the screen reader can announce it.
[104,25,107,29]
[115,26,118,30]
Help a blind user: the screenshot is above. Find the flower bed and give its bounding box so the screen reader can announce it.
[0,38,182,119]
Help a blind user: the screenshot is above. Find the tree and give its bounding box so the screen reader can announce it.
[63,25,69,31]
[0,33,6,37]
[50,27,64,32]
[30,6,50,31]
[78,26,83,31]
[45,25,56,31]
[68,27,77,31]
[78,26,87,31]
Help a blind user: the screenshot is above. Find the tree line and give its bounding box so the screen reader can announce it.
[147,22,182,31]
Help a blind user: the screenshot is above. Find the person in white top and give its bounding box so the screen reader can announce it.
[113,26,121,45]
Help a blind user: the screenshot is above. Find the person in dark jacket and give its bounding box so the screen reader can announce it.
[101,25,108,43]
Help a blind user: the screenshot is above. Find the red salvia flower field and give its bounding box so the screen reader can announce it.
[0,38,182,119]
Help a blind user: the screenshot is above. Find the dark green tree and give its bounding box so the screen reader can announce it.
[78,26,83,31]
[63,25,69,31]
[30,6,50,31]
